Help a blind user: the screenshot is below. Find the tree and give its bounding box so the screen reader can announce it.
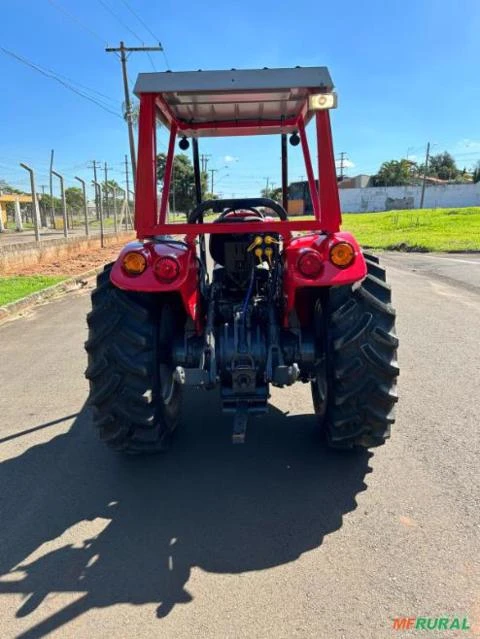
[0,179,22,195]
[261,186,283,201]
[65,186,84,211]
[157,153,208,213]
[0,180,25,222]
[102,180,124,207]
[472,161,480,184]
[39,193,61,211]
[426,151,459,181]
[371,159,418,186]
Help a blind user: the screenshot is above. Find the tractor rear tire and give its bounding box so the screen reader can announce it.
[85,264,182,453]
[312,253,399,449]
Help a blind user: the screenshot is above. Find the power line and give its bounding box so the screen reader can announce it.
[97,0,143,43]
[97,0,156,71]
[48,0,136,86]
[119,0,161,43]
[47,0,107,45]
[0,46,123,119]
[37,66,118,106]
[119,0,170,69]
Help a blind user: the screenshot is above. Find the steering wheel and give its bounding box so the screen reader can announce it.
[217,206,265,221]
[188,198,288,224]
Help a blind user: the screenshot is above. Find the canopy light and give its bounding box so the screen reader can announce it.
[289,132,300,146]
[308,92,337,110]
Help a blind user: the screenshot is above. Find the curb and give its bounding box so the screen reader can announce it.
[0,266,103,325]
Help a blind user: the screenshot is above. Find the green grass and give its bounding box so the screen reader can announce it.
[287,207,480,252]
[0,275,66,306]
[340,207,480,252]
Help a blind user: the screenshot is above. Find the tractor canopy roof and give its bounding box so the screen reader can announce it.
[134,66,334,137]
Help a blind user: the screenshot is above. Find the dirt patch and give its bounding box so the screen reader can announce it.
[7,241,128,276]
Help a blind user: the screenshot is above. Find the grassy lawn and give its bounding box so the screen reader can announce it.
[339,207,480,252]
[0,275,66,306]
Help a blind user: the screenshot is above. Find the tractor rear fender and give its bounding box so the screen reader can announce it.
[283,231,366,327]
[110,240,201,326]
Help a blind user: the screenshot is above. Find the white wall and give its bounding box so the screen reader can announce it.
[339,183,480,213]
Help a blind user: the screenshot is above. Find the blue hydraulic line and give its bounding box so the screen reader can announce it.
[242,267,255,317]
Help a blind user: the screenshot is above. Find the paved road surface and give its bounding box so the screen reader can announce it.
[381,251,480,294]
[0,254,479,638]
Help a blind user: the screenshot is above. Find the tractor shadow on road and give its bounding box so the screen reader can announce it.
[0,390,372,638]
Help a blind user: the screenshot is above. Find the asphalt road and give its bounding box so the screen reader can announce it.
[0,253,479,638]
[380,251,480,295]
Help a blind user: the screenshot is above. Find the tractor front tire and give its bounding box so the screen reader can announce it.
[85,264,182,453]
[313,252,399,449]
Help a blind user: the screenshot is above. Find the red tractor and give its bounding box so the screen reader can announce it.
[85,66,398,452]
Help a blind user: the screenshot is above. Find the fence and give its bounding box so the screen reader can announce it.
[0,161,135,245]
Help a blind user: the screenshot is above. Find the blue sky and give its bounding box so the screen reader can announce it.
[1,0,479,199]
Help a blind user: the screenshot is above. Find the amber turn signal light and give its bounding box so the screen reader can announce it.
[329,242,355,268]
[122,251,147,275]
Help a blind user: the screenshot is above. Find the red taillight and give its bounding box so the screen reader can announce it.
[297,250,323,278]
[154,256,180,282]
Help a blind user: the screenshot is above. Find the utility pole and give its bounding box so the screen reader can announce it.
[200,153,211,174]
[89,161,101,219]
[103,162,112,218]
[106,42,163,185]
[209,168,218,195]
[338,151,347,180]
[419,142,430,209]
[264,177,270,196]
